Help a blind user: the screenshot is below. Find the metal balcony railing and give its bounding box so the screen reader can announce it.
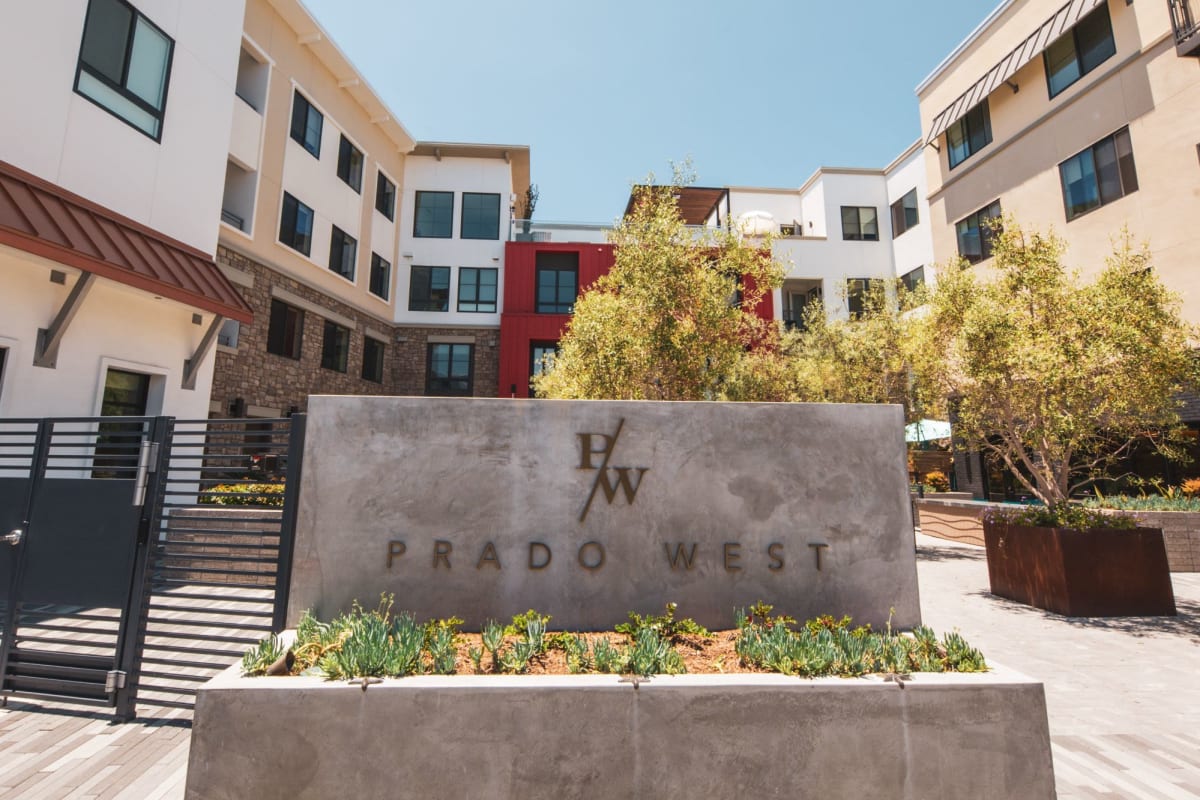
[1169,0,1200,55]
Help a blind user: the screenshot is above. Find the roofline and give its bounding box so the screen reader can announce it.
[915,0,1015,95]
[882,139,924,174]
[796,166,887,196]
[268,0,416,151]
[411,142,531,158]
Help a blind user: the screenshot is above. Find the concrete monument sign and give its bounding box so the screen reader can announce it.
[289,397,920,630]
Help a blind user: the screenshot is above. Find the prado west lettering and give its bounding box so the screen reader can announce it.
[383,421,831,572]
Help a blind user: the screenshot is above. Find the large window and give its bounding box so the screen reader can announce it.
[362,336,385,383]
[267,299,304,359]
[328,226,357,280]
[337,135,363,192]
[321,321,349,372]
[279,193,314,256]
[900,266,925,294]
[458,267,498,313]
[955,200,1003,264]
[946,101,992,169]
[376,173,396,220]
[846,278,883,318]
[426,343,473,396]
[536,252,579,314]
[1059,128,1138,221]
[530,342,558,395]
[74,0,174,140]
[94,367,151,478]
[413,191,453,238]
[409,266,451,311]
[1045,4,1116,98]
[840,206,879,241]
[461,193,501,240]
[289,90,323,158]
[369,253,391,300]
[890,189,919,238]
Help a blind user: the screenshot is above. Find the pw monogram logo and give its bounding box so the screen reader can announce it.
[577,418,649,522]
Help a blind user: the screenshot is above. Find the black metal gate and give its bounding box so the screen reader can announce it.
[0,415,304,720]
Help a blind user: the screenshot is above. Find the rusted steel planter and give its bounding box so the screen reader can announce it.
[982,521,1177,617]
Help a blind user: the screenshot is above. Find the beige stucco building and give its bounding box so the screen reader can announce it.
[918,0,1200,325]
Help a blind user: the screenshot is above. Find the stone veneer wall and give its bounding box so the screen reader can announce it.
[1125,510,1200,573]
[212,246,499,414]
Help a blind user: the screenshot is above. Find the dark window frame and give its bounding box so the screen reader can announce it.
[73,0,175,142]
[0,346,9,403]
[457,267,498,313]
[375,172,396,220]
[535,263,578,314]
[1044,4,1116,99]
[840,206,879,241]
[425,342,474,397]
[460,192,502,240]
[890,189,920,238]
[328,225,357,281]
[362,336,385,383]
[289,90,323,158]
[846,278,884,318]
[529,341,559,395]
[369,252,391,301]
[955,200,1003,264]
[320,320,350,373]
[336,135,363,192]
[266,298,304,360]
[1059,127,1138,221]
[413,191,454,239]
[900,266,925,294]
[408,265,451,312]
[946,101,993,170]
[279,192,314,256]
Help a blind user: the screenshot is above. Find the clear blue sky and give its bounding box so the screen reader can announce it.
[304,0,999,222]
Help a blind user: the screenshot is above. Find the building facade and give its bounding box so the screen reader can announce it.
[0,0,252,421]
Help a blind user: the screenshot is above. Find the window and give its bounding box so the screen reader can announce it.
[890,189,919,237]
[279,192,314,256]
[536,252,579,313]
[74,0,174,140]
[414,191,453,238]
[290,90,322,158]
[426,343,473,396]
[530,342,558,395]
[369,253,391,300]
[0,347,8,402]
[336,135,363,192]
[94,367,151,478]
[409,266,451,311]
[1059,128,1138,221]
[267,299,303,359]
[955,200,1003,264]
[946,101,993,169]
[846,279,883,318]
[458,267,498,313]
[321,321,350,372]
[362,336,385,383]
[217,319,240,349]
[376,173,396,220]
[840,206,879,241]
[461,192,501,240]
[900,266,925,293]
[328,226,357,280]
[1045,4,1116,98]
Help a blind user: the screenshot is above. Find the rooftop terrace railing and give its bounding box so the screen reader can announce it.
[1169,0,1200,55]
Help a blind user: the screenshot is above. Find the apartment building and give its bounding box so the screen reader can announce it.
[209,0,530,416]
[918,0,1200,496]
[919,0,1200,322]
[499,145,935,396]
[0,0,252,420]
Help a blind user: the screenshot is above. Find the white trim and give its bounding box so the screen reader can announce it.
[270,286,357,330]
[916,0,1018,95]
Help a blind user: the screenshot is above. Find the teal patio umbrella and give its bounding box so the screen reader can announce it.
[905,419,952,443]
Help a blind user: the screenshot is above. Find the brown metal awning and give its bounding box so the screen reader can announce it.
[0,159,252,324]
[925,0,1106,146]
[624,186,729,226]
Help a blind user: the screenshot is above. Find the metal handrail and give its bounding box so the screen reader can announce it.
[1170,0,1199,43]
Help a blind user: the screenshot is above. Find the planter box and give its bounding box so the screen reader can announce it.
[983,521,1177,616]
[186,663,1056,800]
[1106,510,1200,573]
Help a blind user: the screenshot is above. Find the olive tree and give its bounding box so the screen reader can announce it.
[913,220,1198,508]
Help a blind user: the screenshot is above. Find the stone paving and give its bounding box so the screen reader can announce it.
[0,534,1197,798]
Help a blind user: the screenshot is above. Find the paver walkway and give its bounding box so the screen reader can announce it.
[0,534,1197,798]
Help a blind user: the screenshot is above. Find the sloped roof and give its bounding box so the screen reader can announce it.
[624,186,728,225]
[0,160,252,323]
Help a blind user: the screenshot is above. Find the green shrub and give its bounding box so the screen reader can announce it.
[1081,495,1200,512]
[983,503,1137,530]
[614,602,710,642]
[200,483,285,508]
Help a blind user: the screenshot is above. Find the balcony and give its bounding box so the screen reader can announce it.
[1170,0,1200,56]
[228,95,262,171]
